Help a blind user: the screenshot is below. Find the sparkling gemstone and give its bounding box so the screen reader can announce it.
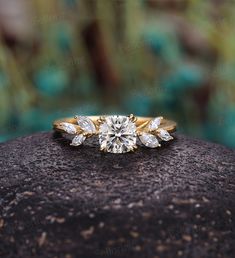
[139,132,160,148]
[148,117,163,131]
[70,134,86,146]
[99,116,137,153]
[60,122,77,134]
[157,129,173,141]
[76,116,96,134]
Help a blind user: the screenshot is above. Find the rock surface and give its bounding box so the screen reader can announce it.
[0,132,234,258]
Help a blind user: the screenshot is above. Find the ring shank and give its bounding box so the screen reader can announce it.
[53,116,177,133]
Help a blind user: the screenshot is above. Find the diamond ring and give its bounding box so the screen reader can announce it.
[53,115,177,154]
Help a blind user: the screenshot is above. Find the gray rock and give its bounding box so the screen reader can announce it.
[0,132,234,258]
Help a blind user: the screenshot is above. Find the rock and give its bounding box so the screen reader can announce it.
[0,132,234,258]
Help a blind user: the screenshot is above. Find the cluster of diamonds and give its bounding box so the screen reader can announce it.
[139,117,173,148]
[59,115,173,154]
[60,116,96,147]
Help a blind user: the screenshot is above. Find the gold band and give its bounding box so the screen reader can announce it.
[53,116,177,135]
[53,115,177,153]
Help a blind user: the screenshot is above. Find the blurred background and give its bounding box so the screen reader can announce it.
[0,0,234,148]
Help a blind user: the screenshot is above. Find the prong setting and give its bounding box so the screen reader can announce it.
[100,146,107,152]
[54,115,176,153]
[97,116,106,125]
[129,114,137,122]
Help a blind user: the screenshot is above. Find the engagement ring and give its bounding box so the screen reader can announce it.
[53,115,177,154]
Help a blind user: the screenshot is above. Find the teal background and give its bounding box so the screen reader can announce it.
[0,0,234,147]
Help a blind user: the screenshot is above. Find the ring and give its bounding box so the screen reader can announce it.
[53,115,177,154]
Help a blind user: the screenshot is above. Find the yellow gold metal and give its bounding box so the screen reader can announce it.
[100,146,107,152]
[129,114,137,122]
[83,132,92,137]
[97,116,106,125]
[53,116,177,134]
[53,115,176,153]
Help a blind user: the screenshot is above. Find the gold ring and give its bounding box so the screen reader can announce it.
[53,115,177,154]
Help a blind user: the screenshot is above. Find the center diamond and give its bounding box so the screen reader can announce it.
[99,116,137,153]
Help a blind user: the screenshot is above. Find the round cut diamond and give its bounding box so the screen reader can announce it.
[99,116,137,153]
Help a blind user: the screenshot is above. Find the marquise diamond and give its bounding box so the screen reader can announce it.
[76,116,96,134]
[71,134,86,146]
[60,122,77,134]
[139,132,160,148]
[148,117,163,131]
[157,129,173,141]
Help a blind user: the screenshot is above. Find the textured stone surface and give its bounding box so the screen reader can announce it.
[0,132,234,258]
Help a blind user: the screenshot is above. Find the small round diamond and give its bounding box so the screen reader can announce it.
[99,116,137,153]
